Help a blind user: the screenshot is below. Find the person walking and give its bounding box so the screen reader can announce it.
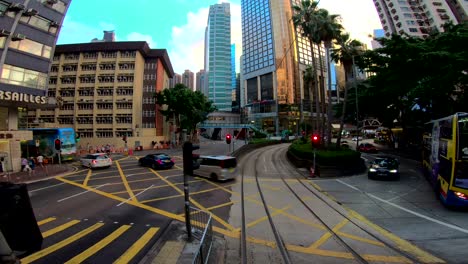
[29,157,35,175]
[21,157,28,172]
[36,154,48,176]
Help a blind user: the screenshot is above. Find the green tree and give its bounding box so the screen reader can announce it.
[331,33,364,148]
[154,84,216,140]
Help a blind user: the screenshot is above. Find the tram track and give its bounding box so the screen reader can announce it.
[238,143,422,264]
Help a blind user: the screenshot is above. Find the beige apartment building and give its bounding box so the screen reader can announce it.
[28,41,174,151]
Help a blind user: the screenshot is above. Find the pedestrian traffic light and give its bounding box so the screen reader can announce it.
[311,134,320,148]
[54,138,61,150]
[183,141,200,176]
[226,134,232,144]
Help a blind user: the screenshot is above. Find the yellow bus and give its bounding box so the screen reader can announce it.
[422,112,468,207]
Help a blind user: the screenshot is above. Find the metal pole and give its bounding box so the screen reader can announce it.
[58,150,61,165]
[183,172,192,241]
[352,55,360,149]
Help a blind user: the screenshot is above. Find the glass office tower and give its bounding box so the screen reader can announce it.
[204,3,233,112]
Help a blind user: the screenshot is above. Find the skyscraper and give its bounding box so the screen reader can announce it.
[373,0,460,38]
[195,69,205,92]
[204,3,233,111]
[0,0,71,171]
[182,69,194,90]
[241,0,327,134]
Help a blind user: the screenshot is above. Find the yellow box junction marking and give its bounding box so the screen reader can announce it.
[65,225,131,263]
[21,223,104,264]
[38,217,56,226]
[113,227,159,264]
[42,220,81,238]
[83,169,93,186]
[309,219,349,249]
[116,160,137,202]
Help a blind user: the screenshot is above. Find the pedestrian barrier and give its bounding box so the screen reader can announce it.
[190,207,213,264]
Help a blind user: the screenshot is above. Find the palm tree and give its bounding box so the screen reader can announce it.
[331,33,364,148]
[313,8,343,146]
[292,0,321,135]
[303,65,318,132]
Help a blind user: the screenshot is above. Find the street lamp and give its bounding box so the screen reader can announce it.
[352,55,360,149]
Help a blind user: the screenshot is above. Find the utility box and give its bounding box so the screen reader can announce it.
[0,183,43,257]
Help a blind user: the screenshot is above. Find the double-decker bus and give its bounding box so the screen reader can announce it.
[422,112,468,207]
[23,128,77,161]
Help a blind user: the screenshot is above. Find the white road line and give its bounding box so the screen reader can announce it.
[57,184,107,203]
[335,179,468,234]
[30,183,65,193]
[117,184,154,207]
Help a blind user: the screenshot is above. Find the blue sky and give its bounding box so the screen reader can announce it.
[57,0,380,74]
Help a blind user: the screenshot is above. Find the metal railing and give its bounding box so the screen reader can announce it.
[191,207,213,264]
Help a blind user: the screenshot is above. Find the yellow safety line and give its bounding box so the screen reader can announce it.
[150,169,237,231]
[206,201,234,211]
[87,175,121,181]
[65,225,131,264]
[349,210,446,263]
[335,231,384,247]
[21,223,104,264]
[38,217,56,226]
[309,219,349,249]
[83,169,92,186]
[246,206,290,229]
[56,176,185,221]
[42,220,81,238]
[141,193,182,203]
[113,227,159,264]
[116,161,137,202]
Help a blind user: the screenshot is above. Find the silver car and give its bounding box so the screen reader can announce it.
[194,155,238,181]
[80,153,112,169]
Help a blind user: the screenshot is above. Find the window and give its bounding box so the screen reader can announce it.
[8,38,52,59]
[0,64,47,90]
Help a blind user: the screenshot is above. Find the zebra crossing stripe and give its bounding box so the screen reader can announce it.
[64,225,131,264]
[42,220,81,238]
[21,222,104,264]
[113,227,160,264]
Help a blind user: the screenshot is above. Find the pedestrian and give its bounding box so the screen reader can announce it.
[21,157,28,171]
[29,157,35,175]
[37,154,48,176]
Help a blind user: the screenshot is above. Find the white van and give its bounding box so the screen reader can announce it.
[194,155,238,181]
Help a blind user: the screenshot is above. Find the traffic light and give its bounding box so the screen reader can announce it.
[54,138,61,150]
[183,141,200,176]
[226,133,232,144]
[311,134,320,148]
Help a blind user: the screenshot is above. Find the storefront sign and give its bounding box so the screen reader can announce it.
[0,91,47,104]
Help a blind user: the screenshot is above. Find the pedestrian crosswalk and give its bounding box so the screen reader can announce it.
[21,217,160,264]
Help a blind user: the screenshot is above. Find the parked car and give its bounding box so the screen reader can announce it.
[358,143,378,153]
[368,156,400,180]
[352,136,363,141]
[138,153,174,170]
[194,155,238,181]
[80,153,112,169]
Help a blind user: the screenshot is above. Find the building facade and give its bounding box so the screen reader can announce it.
[182,69,194,90]
[169,73,181,88]
[204,3,233,112]
[0,0,71,172]
[195,69,205,92]
[28,41,174,151]
[373,0,462,38]
[241,0,327,135]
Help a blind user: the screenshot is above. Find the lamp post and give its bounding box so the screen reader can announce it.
[352,55,360,149]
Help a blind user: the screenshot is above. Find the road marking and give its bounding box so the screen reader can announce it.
[309,219,349,249]
[38,217,56,226]
[42,220,80,238]
[116,161,137,202]
[65,225,131,264]
[336,179,468,234]
[114,227,159,264]
[117,184,154,206]
[83,169,92,186]
[30,183,65,193]
[57,184,107,202]
[21,223,104,264]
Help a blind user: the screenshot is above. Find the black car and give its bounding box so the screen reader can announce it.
[368,156,400,180]
[138,153,174,169]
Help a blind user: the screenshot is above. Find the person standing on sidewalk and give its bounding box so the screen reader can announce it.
[29,157,35,175]
[36,154,48,176]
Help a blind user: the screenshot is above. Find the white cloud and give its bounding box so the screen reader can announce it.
[126,32,157,48]
[57,16,108,44]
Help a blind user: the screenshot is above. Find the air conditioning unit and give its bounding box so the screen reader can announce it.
[11,33,26,41]
[8,3,25,11]
[24,8,38,16]
[46,0,58,4]
[0,29,10,37]
[49,21,59,27]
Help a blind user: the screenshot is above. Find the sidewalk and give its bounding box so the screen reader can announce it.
[0,163,75,184]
